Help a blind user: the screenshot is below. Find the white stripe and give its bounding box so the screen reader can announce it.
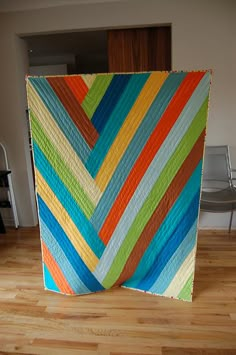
[81,74,96,89]
[163,248,195,299]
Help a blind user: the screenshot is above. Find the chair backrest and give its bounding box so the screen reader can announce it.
[202,145,233,191]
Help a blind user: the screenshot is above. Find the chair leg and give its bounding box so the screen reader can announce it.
[229,210,234,234]
[0,211,6,234]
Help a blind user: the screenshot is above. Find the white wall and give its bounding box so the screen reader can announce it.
[0,0,235,228]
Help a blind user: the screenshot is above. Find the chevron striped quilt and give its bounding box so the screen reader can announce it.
[27,71,211,301]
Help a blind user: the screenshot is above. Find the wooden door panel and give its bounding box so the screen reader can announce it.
[108,27,171,72]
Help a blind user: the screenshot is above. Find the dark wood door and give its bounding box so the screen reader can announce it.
[107,27,171,72]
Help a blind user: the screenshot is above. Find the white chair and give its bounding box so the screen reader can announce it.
[200,145,236,233]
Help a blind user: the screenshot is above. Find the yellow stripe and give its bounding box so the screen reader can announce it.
[95,72,169,191]
[163,248,195,298]
[28,82,102,206]
[35,170,99,272]
[81,74,96,89]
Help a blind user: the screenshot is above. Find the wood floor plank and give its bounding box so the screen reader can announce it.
[162,349,236,355]
[0,227,236,354]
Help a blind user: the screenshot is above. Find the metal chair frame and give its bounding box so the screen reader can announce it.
[200,145,236,233]
[0,143,19,229]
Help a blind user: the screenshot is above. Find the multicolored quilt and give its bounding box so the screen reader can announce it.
[27,71,211,301]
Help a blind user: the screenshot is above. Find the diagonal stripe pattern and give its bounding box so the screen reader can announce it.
[27,71,211,301]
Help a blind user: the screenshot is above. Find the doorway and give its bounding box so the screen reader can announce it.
[23,26,171,75]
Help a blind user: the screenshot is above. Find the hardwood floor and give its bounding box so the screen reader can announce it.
[0,227,236,354]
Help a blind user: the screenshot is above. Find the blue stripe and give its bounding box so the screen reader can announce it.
[86,73,150,177]
[43,264,60,293]
[33,142,105,258]
[124,160,203,288]
[29,77,90,163]
[91,72,187,231]
[136,191,199,291]
[40,219,90,294]
[150,220,197,294]
[38,196,105,292]
[91,75,132,133]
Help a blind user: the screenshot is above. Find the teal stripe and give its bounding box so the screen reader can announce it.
[86,73,150,177]
[28,77,90,163]
[43,264,60,293]
[91,72,187,231]
[124,161,202,287]
[91,74,132,133]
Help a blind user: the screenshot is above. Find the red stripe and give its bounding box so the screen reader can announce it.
[99,72,205,245]
[64,75,88,104]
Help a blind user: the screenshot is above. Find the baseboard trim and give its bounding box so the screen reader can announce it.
[198,229,236,236]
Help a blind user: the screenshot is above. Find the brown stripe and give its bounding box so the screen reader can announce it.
[47,77,99,148]
[115,130,206,286]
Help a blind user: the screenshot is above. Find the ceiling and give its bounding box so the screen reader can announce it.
[0,0,124,13]
[0,0,129,13]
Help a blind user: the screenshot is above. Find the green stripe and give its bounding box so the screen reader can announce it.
[102,97,208,288]
[177,272,194,301]
[31,111,95,218]
[82,75,114,119]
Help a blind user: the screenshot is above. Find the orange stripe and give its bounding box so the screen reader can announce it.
[99,72,205,245]
[42,241,74,295]
[64,75,89,104]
